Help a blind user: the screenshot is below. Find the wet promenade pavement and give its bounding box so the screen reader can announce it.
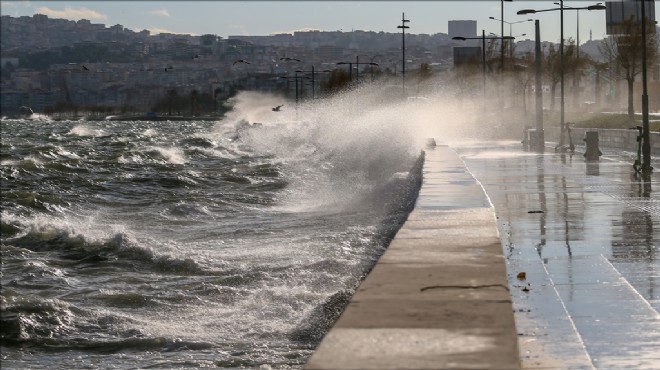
[457,141,660,369]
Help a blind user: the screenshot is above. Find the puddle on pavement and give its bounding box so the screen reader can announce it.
[456,142,660,369]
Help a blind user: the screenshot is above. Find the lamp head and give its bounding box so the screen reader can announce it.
[517,9,536,15]
[587,4,606,10]
[452,36,467,41]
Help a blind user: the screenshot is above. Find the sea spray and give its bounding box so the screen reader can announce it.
[2,84,443,368]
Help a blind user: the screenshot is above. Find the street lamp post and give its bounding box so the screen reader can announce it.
[500,0,513,72]
[559,3,602,111]
[453,31,515,107]
[535,19,544,152]
[336,59,378,83]
[640,0,652,174]
[489,17,533,60]
[370,55,383,81]
[355,55,379,83]
[397,12,410,94]
[336,62,353,82]
[518,2,606,150]
[296,67,331,99]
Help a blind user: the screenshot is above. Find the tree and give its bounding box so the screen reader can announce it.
[599,17,658,118]
[543,43,561,112]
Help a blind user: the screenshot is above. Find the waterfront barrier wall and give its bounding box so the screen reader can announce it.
[305,145,520,369]
[542,127,660,154]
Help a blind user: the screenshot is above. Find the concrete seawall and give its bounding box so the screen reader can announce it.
[305,145,520,370]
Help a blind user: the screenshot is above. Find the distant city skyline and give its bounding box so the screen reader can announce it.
[1,1,615,43]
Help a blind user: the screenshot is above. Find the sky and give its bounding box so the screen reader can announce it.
[0,1,616,44]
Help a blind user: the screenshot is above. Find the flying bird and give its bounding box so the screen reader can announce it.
[233,59,250,65]
[164,65,173,71]
[82,65,89,71]
[272,105,284,112]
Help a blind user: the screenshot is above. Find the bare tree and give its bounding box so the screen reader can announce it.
[598,17,658,118]
[543,38,580,113]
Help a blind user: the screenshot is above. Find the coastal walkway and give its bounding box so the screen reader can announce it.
[306,140,660,369]
[305,144,520,369]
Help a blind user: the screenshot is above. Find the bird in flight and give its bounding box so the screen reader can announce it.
[82,65,89,71]
[272,105,284,112]
[164,65,173,71]
[233,59,250,65]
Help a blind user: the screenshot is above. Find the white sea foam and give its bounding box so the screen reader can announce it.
[69,124,107,137]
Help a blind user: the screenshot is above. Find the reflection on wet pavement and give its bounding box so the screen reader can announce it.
[456,141,660,369]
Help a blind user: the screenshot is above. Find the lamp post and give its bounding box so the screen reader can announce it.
[640,0,652,174]
[370,55,383,81]
[453,31,515,107]
[559,2,602,111]
[500,0,513,72]
[518,2,606,150]
[489,17,533,60]
[336,62,353,82]
[336,59,378,83]
[355,55,379,83]
[535,19,544,152]
[397,12,410,94]
[296,67,331,99]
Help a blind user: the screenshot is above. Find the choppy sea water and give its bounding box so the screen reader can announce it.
[1,91,427,369]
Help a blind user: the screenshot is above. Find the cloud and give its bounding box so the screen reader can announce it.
[148,9,170,17]
[35,6,108,21]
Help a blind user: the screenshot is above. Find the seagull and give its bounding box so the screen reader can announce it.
[82,65,89,71]
[233,59,250,65]
[272,105,284,112]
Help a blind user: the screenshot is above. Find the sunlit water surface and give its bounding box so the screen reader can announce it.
[0,88,460,368]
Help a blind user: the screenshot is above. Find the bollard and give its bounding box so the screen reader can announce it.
[583,131,602,161]
[529,129,544,153]
[527,129,537,152]
[522,126,531,151]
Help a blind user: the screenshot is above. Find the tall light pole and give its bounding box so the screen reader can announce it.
[559,3,602,111]
[489,17,533,60]
[296,67,331,99]
[640,0,652,174]
[453,31,515,107]
[518,2,606,150]
[535,19,544,152]
[336,62,353,82]
[397,13,410,94]
[501,0,513,72]
[370,55,383,81]
[355,55,379,83]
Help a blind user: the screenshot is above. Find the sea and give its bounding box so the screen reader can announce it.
[0,89,440,369]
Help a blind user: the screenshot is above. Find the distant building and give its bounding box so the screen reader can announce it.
[448,20,477,39]
[606,0,656,35]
